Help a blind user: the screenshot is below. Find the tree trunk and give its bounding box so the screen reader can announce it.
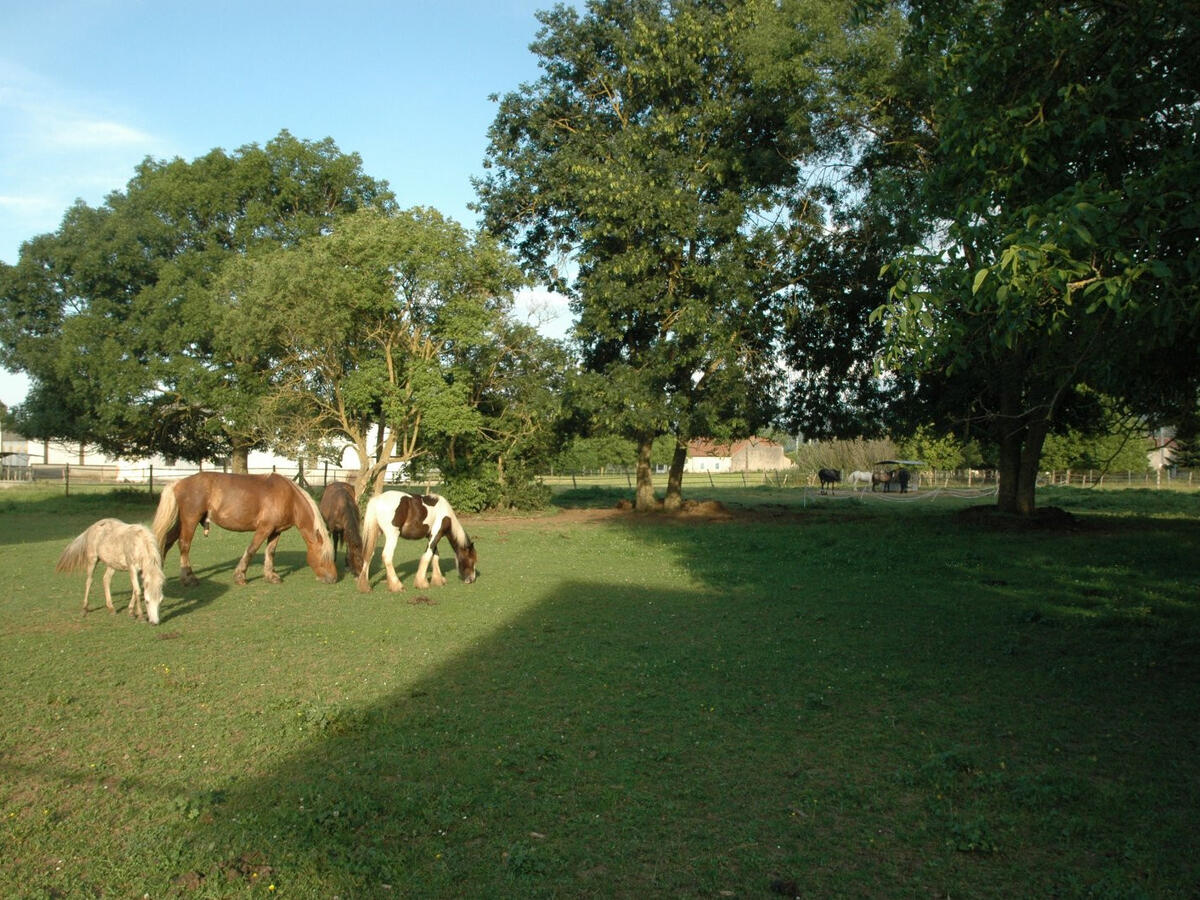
[231,444,250,474]
[663,440,687,510]
[995,418,1048,516]
[634,434,656,511]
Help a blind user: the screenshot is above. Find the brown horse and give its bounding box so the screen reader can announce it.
[319,481,364,577]
[153,472,336,586]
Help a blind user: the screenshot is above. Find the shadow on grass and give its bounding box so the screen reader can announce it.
[163,516,1200,898]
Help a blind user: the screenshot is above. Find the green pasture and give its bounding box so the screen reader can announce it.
[0,484,1197,898]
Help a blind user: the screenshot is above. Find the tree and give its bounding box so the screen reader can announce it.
[477,0,821,510]
[0,131,393,469]
[215,207,532,499]
[867,0,1200,514]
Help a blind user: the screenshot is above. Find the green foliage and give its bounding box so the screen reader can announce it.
[478,0,821,506]
[0,131,393,463]
[866,0,1200,513]
[899,425,965,472]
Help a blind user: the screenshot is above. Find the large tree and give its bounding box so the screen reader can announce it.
[0,131,393,470]
[867,0,1200,514]
[215,207,534,498]
[477,0,825,510]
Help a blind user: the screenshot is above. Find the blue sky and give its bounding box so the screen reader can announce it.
[0,0,574,407]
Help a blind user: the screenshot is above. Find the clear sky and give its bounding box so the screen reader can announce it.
[0,0,574,408]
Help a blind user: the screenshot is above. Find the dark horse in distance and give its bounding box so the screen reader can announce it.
[818,468,841,494]
[153,472,336,586]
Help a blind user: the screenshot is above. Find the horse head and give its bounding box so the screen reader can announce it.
[307,539,338,584]
[456,540,478,583]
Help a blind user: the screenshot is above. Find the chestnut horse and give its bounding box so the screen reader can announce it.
[357,491,476,593]
[153,472,336,586]
[319,481,364,577]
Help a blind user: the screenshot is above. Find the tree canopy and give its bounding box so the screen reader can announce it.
[477,0,832,509]
[867,0,1200,513]
[0,131,394,468]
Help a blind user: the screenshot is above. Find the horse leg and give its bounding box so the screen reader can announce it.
[261,531,283,584]
[127,565,143,620]
[233,528,272,585]
[81,558,97,616]
[102,566,117,614]
[414,548,433,589]
[429,552,446,587]
[176,518,201,587]
[416,545,445,588]
[381,529,404,592]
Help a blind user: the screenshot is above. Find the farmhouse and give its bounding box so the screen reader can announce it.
[684,437,795,473]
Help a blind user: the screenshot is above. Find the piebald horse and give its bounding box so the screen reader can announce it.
[357,491,477,593]
[153,472,336,586]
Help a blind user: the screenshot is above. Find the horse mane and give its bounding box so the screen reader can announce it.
[286,479,335,567]
[442,500,472,550]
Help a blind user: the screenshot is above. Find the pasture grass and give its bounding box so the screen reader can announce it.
[0,484,1196,897]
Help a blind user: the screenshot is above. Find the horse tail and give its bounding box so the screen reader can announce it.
[343,494,365,568]
[356,496,381,592]
[289,481,334,569]
[55,529,91,574]
[152,482,180,554]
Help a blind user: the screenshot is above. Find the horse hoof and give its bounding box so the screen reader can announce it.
[265,573,282,585]
[234,573,248,586]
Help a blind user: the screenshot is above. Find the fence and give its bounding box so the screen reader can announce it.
[0,462,410,495]
[2,462,1195,496]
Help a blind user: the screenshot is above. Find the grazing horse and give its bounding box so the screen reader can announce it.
[357,491,477,593]
[319,481,365,576]
[818,468,841,493]
[56,518,165,624]
[153,472,336,587]
[871,470,893,492]
[847,470,872,488]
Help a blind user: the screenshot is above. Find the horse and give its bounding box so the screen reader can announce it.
[871,470,893,492]
[319,481,365,577]
[357,491,477,593]
[847,470,872,489]
[56,518,165,624]
[152,472,336,587]
[894,468,911,493]
[818,468,841,493]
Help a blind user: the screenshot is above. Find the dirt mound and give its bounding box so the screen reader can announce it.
[953,504,1081,531]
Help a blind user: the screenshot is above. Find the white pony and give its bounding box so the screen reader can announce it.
[56,518,165,624]
[357,491,477,593]
[847,470,873,489]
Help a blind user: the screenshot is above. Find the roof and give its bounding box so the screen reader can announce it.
[874,460,925,466]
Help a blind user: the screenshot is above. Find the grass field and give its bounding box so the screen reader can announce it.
[0,483,1197,898]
